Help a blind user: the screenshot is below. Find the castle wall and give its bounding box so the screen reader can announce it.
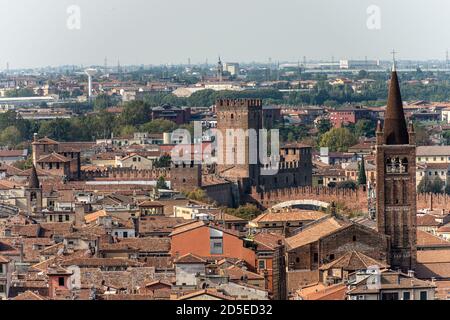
[247,186,369,212]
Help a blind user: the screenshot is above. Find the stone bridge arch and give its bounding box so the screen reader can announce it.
[271,199,331,211]
[247,186,368,212]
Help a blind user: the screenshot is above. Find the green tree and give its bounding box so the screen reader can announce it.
[430,176,445,194]
[354,119,376,138]
[186,188,207,201]
[156,176,169,189]
[13,157,33,170]
[413,122,431,146]
[418,175,432,193]
[140,119,178,134]
[5,88,35,97]
[119,101,151,126]
[443,131,450,145]
[0,126,22,146]
[445,182,450,195]
[336,180,357,190]
[225,204,261,220]
[418,175,445,194]
[116,125,136,137]
[357,157,367,186]
[319,127,357,152]
[154,154,171,168]
[93,94,113,111]
[317,118,332,135]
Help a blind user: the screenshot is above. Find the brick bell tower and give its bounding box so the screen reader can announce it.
[376,61,417,271]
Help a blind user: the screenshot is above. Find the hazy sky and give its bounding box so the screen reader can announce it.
[0,0,449,68]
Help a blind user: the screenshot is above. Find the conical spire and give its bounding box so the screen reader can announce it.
[383,70,409,145]
[29,164,40,189]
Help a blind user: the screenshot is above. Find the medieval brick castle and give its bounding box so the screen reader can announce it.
[23,65,441,273]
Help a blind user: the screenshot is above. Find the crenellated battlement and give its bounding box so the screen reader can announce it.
[247,185,368,212]
[82,167,170,181]
[417,192,450,212]
[216,98,263,108]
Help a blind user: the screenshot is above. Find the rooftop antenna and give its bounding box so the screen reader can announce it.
[391,49,397,72]
[117,59,121,74]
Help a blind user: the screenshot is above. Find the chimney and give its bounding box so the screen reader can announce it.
[407,270,415,278]
[74,203,85,228]
[19,242,24,263]
[330,202,337,217]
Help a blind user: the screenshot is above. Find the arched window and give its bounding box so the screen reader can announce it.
[401,157,409,173]
[386,158,393,173]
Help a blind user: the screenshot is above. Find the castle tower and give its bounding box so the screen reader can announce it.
[25,164,43,215]
[216,99,263,193]
[376,63,417,271]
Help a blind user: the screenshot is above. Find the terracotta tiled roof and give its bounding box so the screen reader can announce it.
[319,251,388,271]
[175,253,207,264]
[39,243,65,256]
[438,222,450,233]
[118,237,170,252]
[297,282,347,300]
[0,149,27,157]
[37,152,71,163]
[144,279,173,288]
[416,230,450,248]
[416,146,450,156]
[252,232,284,251]
[252,210,326,224]
[84,210,108,224]
[417,214,443,227]
[163,221,206,236]
[100,294,154,300]
[12,290,49,300]
[11,224,41,238]
[0,163,25,176]
[47,264,73,276]
[40,222,74,238]
[349,271,435,295]
[222,265,264,281]
[61,257,143,268]
[417,249,450,264]
[176,289,233,300]
[138,200,164,207]
[285,216,350,250]
[32,137,59,145]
